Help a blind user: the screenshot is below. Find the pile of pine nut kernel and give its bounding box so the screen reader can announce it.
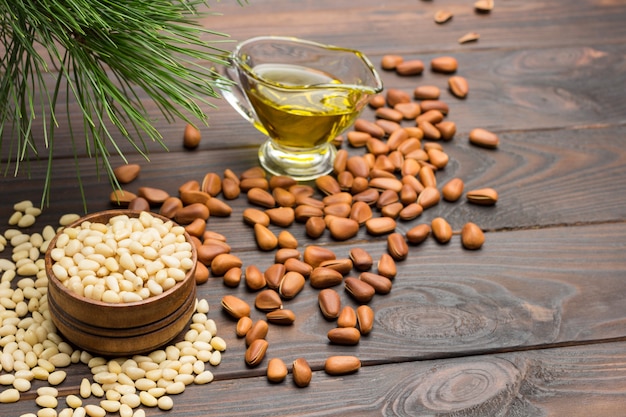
[49,211,194,303]
[0,201,226,417]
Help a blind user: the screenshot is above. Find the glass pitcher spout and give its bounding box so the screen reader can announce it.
[234,36,383,94]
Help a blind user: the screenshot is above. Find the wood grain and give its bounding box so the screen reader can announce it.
[6,340,626,416]
[0,0,625,415]
[3,1,626,161]
[4,44,625,162]
[2,123,625,234]
[177,222,626,375]
[162,340,626,417]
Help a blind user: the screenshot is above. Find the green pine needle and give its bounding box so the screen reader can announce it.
[0,0,242,209]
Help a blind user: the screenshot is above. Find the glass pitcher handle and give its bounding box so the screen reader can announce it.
[217,60,258,125]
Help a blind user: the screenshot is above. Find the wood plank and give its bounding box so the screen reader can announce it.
[3,1,626,160]
[201,0,626,53]
[4,42,625,158]
[2,219,622,377]
[135,340,626,417]
[1,1,625,416]
[2,123,625,232]
[15,0,626,61]
[4,339,626,416]
[180,222,626,375]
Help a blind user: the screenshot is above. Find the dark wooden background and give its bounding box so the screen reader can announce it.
[2,0,626,416]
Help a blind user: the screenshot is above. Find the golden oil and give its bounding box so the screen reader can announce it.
[246,63,368,149]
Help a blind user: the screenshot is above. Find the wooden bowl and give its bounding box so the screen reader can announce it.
[45,210,197,357]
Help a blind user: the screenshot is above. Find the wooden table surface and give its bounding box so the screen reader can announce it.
[2,0,626,415]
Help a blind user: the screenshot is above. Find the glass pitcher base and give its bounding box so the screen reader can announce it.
[258,140,336,181]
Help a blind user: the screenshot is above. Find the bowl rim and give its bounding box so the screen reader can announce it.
[45,209,197,309]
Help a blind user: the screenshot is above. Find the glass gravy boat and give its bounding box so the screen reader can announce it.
[220,36,383,181]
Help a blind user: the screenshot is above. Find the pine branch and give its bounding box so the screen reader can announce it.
[0,0,241,208]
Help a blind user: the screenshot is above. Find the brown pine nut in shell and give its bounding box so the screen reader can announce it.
[406,224,432,245]
[221,295,251,319]
[245,319,269,347]
[417,186,440,210]
[303,245,336,268]
[309,267,344,289]
[211,253,243,276]
[292,358,312,388]
[255,289,282,312]
[357,305,375,335]
[466,187,499,205]
[264,263,286,290]
[448,75,469,98]
[385,88,411,107]
[359,272,392,294]
[469,128,500,149]
[279,271,306,299]
[327,327,361,345]
[442,178,464,202]
[395,59,425,76]
[245,264,266,291]
[431,217,453,243]
[243,207,270,226]
[272,188,296,208]
[354,118,385,138]
[266,309,296,325]
[254,223,278,251]
[318,288,342,319]
[387,232,409,261]
[324,356,361,376]
[337,306,357,328]
[267,358,288,383]
[431,56,458,73]
[377,253,397,279]
[201,172,222,196]
[159,197,183,218]
[344,277,376,304]
[245,339,268,367]
[269,175,297,190]
[274,248,301,264]
[284,258,313,277]
[113,163,141,184]
[109,189,137,207]
[319,258,353,275]
[247,187,276,208]
[461,222,485,250]
[236,316,253,337]
[350,247,373,271]
[223,267,242,287]
[381,54,403,70]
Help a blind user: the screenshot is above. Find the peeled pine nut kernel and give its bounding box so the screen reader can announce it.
[0,388,20,403]
[49,211,193,303]
[0,212,222,416]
